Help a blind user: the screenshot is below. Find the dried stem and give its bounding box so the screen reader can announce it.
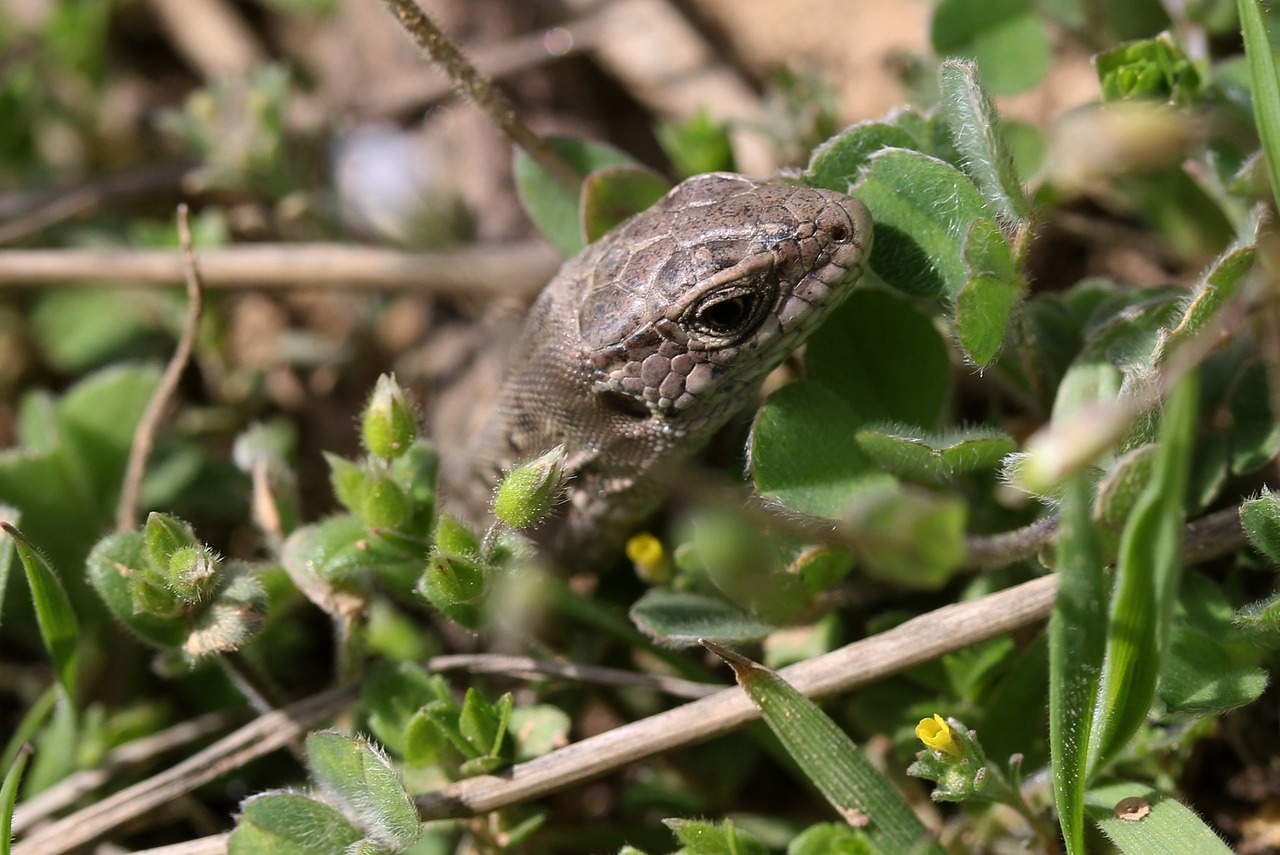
[11,684,357,855]
[116,205,204,533]
[0,241,558,296]
[378,0,584,194]
[414,574,1060,819]
[11,711,235,834]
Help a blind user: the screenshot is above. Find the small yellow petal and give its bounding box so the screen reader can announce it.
[916,713,962,757]
[626,532,671,583]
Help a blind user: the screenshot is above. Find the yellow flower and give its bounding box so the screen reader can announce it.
[626,532,670,583]
[916,714,962,758]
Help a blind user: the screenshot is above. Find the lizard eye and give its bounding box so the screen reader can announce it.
[690,290,765,339]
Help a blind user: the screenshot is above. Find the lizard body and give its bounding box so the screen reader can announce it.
[445,172,871,562]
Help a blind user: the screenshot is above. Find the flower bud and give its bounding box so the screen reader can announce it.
[492,446,569,530]
[361,374,418,461]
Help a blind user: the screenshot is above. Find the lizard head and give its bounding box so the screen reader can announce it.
[579,172,872,433]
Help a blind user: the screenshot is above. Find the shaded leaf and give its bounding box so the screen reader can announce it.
[630,589,778,647]
[806,288,950,429]
[750,381,893,519]
[580,165,670,243]
[513,137,635,257]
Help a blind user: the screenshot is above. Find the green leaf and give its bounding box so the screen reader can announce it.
[0,686,55,778]
[841,483,967,589]
[143,512,199,576]
[1095,34,1203,103]
[706,643,945,854]
[1241,489,1280,564]
[855,424,1015,483]
[806,288,950,429]
[954,218,1021,366]
[1154,238,1257,367]
[86,531,187,648]
[938,59,1032,232]
[1,745,31,855]
[852,148,996,299]
[229,792,363,855]
[750,381,893,519]
[363,661,450,757]
[513,137,636,257]
[0,365,159,576]
[304,731,420,852]
[807,121,919,192]
[1237,0,1280,208]
[931,0,1050,95]
[1227,362,1280,476]
[677,509,807,623]
[508,705,572,762]
[664,818,769,855]
[787,821,875,855]
[1086,783,1234,854]
[1088,373,1198,775]
[1159,571,1270,716]
[458,689,511,758]
[655,109,735,178]
[29,288,169,374]
[3,524,79,699]
[1094,444,1158,528]
[629,589,779,647]
[1049,477,1110,855]
[580,165,671,244]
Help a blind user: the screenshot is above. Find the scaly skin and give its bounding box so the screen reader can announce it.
[447,172,872,562]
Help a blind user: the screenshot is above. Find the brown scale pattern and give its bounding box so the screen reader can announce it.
[443,172,872,565]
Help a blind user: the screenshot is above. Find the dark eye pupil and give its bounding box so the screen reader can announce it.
[698,296,750,333]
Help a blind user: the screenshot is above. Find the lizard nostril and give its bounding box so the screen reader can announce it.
[829,225,849,242]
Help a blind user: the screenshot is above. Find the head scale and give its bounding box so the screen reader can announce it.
[579,173,871,430]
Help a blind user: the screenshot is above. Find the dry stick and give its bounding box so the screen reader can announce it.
[0,242,558,297]
[11,711,235,834]
[415,574,1059,819]
[115,205,205,533]
[428,653,722,700]
[11,684,356,855]
[378,0,584,195]
[129,835,229,855]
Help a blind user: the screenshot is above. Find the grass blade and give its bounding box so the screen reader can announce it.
[1237,0,1280,208]
[1,524,79,700]
[0,508,17,631]
[705,641,946,855]
[1048,476,1108,855]
[1,745,32,855]
[1087,373,1198,775]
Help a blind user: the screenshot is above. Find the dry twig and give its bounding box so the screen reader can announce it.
[11,684,356,855]
[377,0,584,194]
[414,574,1059,818]
[0,241,558,297]
[116,206,205,533]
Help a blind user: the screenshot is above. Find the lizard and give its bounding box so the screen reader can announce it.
[442,171,872,564]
